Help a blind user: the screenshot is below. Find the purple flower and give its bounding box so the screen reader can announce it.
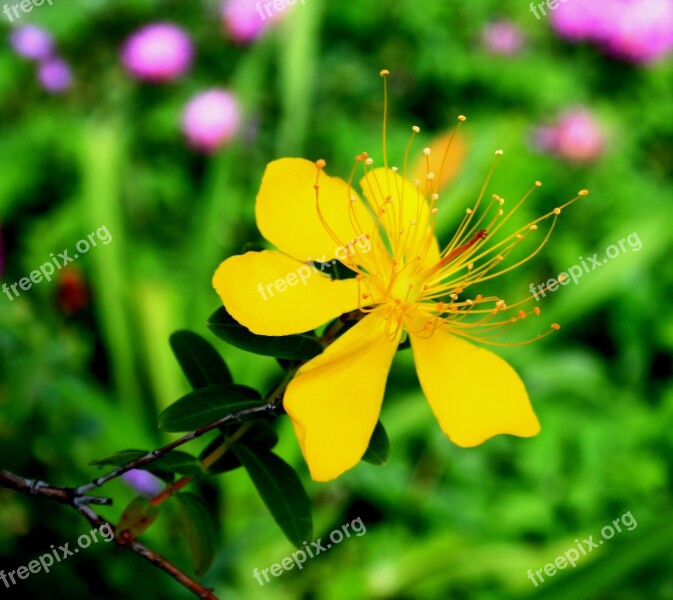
[182,89,240,153]
[532,109,606,163]
[482,20,525,56]
[121,22,193,83]
[551,0,673,64]
[9,25,54,61]
[38,58,73,94]
[121,470,164,498]
[221,0,290,43]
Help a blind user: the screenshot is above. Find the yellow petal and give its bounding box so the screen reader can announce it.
[284,312,401,481]
[360,168,434,263]
[255,158,373,262]
[212,250,359,336]
[410,329,540,447]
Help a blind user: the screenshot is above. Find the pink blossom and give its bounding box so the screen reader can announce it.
[121,22,193,83]
[532,110,606,163]
[482,20,525,56]
[182,89,240,153]
[221,0,290,43]
[551,0,673,64]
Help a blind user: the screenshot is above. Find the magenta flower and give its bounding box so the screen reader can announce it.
[121,22,193,83]
[549,0,612,41]
[221,0,292,43]
[9,25,54,61]
[605,0,673,63]
[181,89,240,153]
[551,0,673,64]
[532,109,606,164]
[482,20,525,56]
[38,58,73,94]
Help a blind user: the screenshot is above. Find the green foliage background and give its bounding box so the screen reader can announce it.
[1,0,673,598]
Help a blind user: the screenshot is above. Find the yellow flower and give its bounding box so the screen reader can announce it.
[213,72,588,482]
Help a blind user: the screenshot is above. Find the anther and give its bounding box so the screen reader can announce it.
[553,208,561,215]
[412,125,420,133]
[458,115,467,122]
[315,159,326,170]
[551,323,561,330]
[423,148,431,156]
[380,69,390,76]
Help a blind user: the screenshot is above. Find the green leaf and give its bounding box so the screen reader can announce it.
[169,330,233,389]
[116,497,161,542]
[207,306,323,360]
[362,421,390,465]
[158,384,263,432]
[90,450,147,468]
[232,445,312,547]
[202,421,280,475]
[201,439,242,475]
[176,493,217,577]
[158,451,203,477]
[90,450,202,481]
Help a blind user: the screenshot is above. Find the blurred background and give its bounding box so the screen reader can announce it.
[1,0,673,598]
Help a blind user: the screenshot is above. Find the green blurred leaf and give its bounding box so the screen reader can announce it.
[530,517,673,600]
[362,421,390,465]
[207,306,323,360]
[158,384,263,432]
[176,493,217,577]
[202,421,280,475]
[169,330,233,389]
[232,445,312,547]
[116,497,161,542]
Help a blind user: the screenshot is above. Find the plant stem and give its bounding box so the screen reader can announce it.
[0,470,218,600]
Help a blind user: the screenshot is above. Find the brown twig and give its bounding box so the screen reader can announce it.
[0,469,218,600]
[77,402,278,495]
[0,365,300,598]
